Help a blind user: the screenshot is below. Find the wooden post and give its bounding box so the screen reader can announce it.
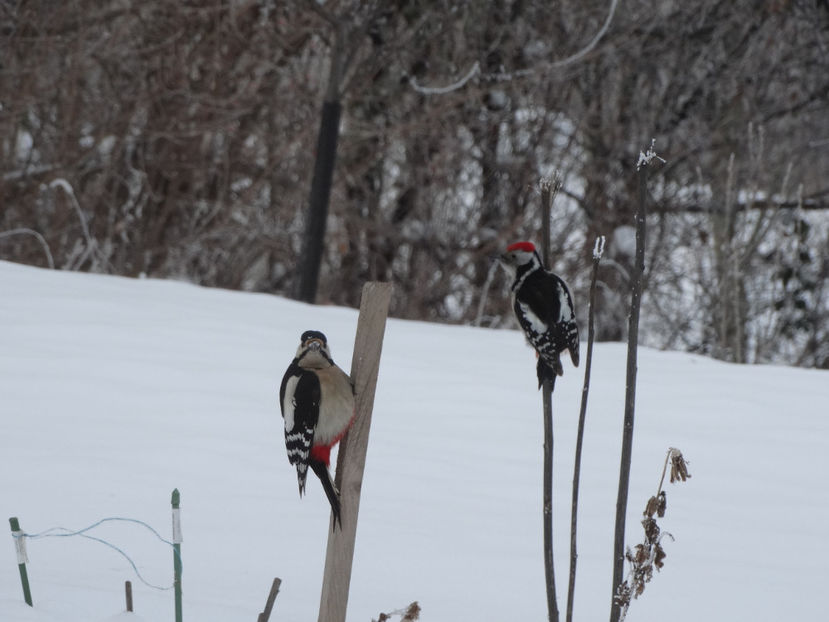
[125,580,133,612]
[8,517,32,606]
[257,577,282,622]
[171,488,183,622]
[317,281,393,622]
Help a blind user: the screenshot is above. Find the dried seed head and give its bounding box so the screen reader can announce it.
[654,543,667,569]
[642,517,660,544]
[634,543,649,565]
[669,448,691,483]
[619,447,689,619]
[634,580,645,598]
[615,580,632,607]
[657,491,667,517]
[402,602,421,621]
[644,495,660,518]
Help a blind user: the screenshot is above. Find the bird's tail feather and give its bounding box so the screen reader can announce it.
[537,357,562,389]
[570,347,580,367]
[310,459,342,531]
[296,464,308,497]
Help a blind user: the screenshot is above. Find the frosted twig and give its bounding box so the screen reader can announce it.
[49,178,110,271]
[598,256,631,284]
[474,258,500,327]
[3,163,57,181]
[636,139,665,170]
[50,179,95,248]
[0,228,55,268]
[539,173,563,198]
[593,235,606,260]
[409,61,480,95]
[411,0,617,95]
[551,0,619,69]
[566,237,603,622]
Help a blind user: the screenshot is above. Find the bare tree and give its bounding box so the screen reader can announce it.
[1,0,826,366]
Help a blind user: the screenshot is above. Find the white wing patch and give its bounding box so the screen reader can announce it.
[282,375,299,432]
[557,282,575,322]
[518,301,547,336]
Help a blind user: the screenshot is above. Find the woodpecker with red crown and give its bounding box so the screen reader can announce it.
[279,330,355,528]
[499,241,580,387]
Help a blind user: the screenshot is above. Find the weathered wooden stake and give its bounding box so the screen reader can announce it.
[9,517,32,606]
[125,580,133,612]
[257,577,282,622]
[317,281,393,622]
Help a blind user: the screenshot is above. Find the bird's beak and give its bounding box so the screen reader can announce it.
[304,338,323,351]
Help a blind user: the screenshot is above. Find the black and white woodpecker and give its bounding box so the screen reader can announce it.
[499,241,580,387]
[279,330,355,528]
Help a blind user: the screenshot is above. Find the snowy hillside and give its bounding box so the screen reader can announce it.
[1,260,827,622]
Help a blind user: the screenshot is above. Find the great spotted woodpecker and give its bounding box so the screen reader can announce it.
[499,241,580,387]
[279,330,355,528]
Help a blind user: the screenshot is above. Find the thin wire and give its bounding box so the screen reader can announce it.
[20,517,173,545]
[12,517,180,591]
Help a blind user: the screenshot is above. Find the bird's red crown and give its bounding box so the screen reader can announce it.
[506,241,536,253]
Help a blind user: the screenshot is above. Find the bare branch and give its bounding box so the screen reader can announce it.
[550,0,620,69]
[409,61,480,95]
[0,228,55,269]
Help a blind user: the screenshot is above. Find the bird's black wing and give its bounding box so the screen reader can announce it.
[515,270,563,326]
[280,364,321,493]
[553,276,580,366]
[514,270,563,348]
[515,270,579,371]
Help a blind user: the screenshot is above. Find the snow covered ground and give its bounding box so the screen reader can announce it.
[1,260,827,622]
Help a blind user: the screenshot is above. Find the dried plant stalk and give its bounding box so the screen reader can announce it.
[374,602,420,622]
[615,448,691,622]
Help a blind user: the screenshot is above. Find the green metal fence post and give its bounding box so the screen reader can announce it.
[171,489,182,622]
[9,517,33,606]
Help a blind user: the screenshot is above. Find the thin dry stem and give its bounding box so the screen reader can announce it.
[374,602,420,622]
[615,448,691,622]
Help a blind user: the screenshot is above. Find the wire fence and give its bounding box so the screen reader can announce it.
[12,516,180,590]
[10,489,183,622]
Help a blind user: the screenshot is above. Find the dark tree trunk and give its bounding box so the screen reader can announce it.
[294,100,342,303]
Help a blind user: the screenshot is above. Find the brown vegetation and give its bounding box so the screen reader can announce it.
[2,1,827,365]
